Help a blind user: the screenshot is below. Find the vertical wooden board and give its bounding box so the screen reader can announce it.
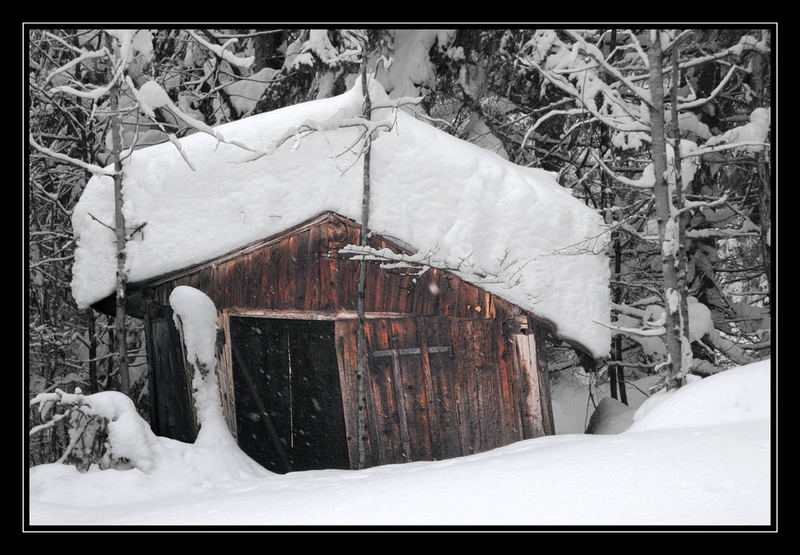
[411,269,431,315]
[471,320,502,452]
[479,291,492,319]
[334,319,359,469]
[531,326,555,435]
[286,235,300,308]
[441,275,460,317]
[291,231,308,308]
[365,319,404,464]
[217,311,237,439]
[450,319,481,455]
[458,282,479,319]
[305,224,322,311]
[264,248,278,309]
[319,237,335,312]
[228,255,247,307]
[276,238,290,309]
[253,248,269,309]
[148,311,197,443]
[421,317,462,459]
[493,326,524,444]
[513,333,546,439]
[390,318,432,462]
[415,316,442,460]
[366,258,385,313]
[342,226,361,310]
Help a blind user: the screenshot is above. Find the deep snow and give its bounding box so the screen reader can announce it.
[28,359,771,527]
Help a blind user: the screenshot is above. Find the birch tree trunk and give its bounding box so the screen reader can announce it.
[646,31,689,390]
[668,38,693,384]
[107,37,130,395]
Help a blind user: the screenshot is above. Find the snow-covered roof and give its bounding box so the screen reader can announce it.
[71,81,611,357]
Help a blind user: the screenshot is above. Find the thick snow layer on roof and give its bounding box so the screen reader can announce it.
[71,81,610,357]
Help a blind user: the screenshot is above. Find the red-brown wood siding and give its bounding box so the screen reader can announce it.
[332,315,534,469]
[142,212,554,467]
[148,213,519,322]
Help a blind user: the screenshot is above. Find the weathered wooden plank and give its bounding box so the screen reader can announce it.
[449,319,478,455]
[276,238,290,310]
[283,236,296,308]
[146,308,197,443]
[493,324,524,445]
[305,224,321,311]
[334,319,359,469]
[365,318,399,465]
[457,281,479,319]
[513,332,546,439]
[421,317,461,459]
[416,316,442,461]
[471,320,501,452]
[532,323,555,435]
[389,318,433,462]
[216,310,238,439]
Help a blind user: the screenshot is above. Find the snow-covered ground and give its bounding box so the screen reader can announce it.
[28,359,771,527]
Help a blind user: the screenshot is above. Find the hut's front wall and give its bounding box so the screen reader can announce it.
[143,213,554,470]
[147,213,520,321]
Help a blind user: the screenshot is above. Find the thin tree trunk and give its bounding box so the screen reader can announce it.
[87,309,98,393]
[669,38,693,384]
[647,31,684,390]
[355,60,372,470]
[107,40,130,395]
[613,235,627,404]
[749,36,771,300]
[603,29,626,403]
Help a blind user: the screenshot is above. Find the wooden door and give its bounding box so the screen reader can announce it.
[228,317,349,473]
[335,316,528,469]
[143,305,197,442]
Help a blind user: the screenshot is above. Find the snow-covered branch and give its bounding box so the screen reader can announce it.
[524,59,649,133]
[677,64,741,110]
[44,47,111,86]
[565,30,654,109]
[676,194,729,215]
[187,30,254,69]
[629,34,770,82]
[590,152,653,189]
[29,135,116,177]
[593,319,666,337]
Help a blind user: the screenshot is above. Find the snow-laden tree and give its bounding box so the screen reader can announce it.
[508,28,771,395]
[28,28,773,464]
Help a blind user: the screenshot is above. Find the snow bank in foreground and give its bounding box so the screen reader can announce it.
[71,79,610,357]
[628,359,771,432]
[29,360,771,526]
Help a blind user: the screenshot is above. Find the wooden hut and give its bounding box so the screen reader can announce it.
[92,211,573,473]
[74,82,609,473]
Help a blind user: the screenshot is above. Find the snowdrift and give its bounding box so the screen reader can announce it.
[29,359,771,526]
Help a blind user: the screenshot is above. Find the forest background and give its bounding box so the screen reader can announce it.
[26,26,774,464]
